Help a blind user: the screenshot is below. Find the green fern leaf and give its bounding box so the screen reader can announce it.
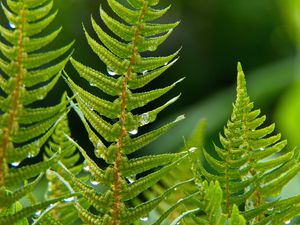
[0,193,79,225]
[0,174,42,208]
[199,62,300,222]
[0,0,73,221]
[163,181,245,225]
[65,0,185,224]
[43,108,84,224]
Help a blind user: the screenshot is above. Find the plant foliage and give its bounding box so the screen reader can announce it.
[43,103,85,225]
[63,0,188,224]
[169,63,300,225]
[1,0,300,225]
[0,0,72,223]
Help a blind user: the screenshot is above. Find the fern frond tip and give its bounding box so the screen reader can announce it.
[237,61,243,72]
[236,62,248,97]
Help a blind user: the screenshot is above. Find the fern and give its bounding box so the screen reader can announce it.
[127,119,206,224]
[196,63,300,223]
[1,1,299,224]
[43,97,85,225]
[62,0,190,224]
[0,0,72,222]
[164,181,246,225]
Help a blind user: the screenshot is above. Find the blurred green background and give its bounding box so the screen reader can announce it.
[2,0,300,211]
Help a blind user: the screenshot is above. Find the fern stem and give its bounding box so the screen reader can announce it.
[238,68,262,221]
[111,2,148,225]
[0,6,26,186]
[225,142,231,215]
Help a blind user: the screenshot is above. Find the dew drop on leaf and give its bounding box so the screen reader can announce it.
[83,166,90,172]
[11,162,20,167]
[27,152,35,158]
[107,67,117,76]
[64,197,75,202]
[188,147,197,153]
[142,70,148,75]
[129,129,138,135]
[140,113,150,126]
[8,22,15,29]
[96,141,103,149]
[35,210,41,217]
[91,180,99,186]
[127,175,136,184]
[284,220,291,224]
[140,216,148,222]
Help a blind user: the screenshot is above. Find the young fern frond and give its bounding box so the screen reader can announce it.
[65,0,186,224]
[43,98,84,224]
[199,63,300,222]
[0,0,73,221]
[169,181,245,225]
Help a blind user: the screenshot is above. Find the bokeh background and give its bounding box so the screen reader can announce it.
[2,0,300,219]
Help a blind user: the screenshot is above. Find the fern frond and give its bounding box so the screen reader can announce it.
[126,119,207,224]
[161,181,246,225]
[66,0,184,224]
[0,174,42,208]
[43,104,84,224]
[0,192,79,225]
[199,62,300,222]
[0,201,29,225]
[0,0,72,220]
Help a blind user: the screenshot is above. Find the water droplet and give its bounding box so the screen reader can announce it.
[64,196,75,202]
[35,210,41,216]
[90,83,96,87]
[284,220,291,224]
[174,187,178,191]
[83,166,89,172]
[140,216,148,222]
[91,180,99,186]
[27,152,35,158]
[260,147,265,151]
[188,147,197,153]
[127,175,136,184]
[142,70,148,75]
[8,22,15,29]
[96,141,103,149]
[267,207,274,211]
[129,129,138,135]
[11,162,20,167]
[140,113,150,126]
[107,67,117,76]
